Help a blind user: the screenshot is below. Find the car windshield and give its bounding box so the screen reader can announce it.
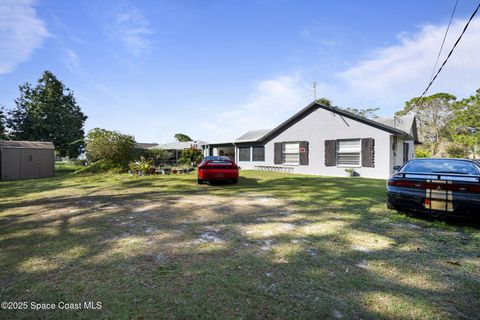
[402,159,480,175]
[203,156,232,164]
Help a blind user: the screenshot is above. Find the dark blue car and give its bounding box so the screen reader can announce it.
[387,158,480,217]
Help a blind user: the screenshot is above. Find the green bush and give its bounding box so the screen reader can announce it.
[129,157,154,176]
[86,128,135,166]
[178,148,203,165]
[415,147,431,158]
[74,160,124,175]
[446,144,468,158]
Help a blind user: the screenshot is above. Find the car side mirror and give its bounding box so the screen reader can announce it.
[393,165,401,172]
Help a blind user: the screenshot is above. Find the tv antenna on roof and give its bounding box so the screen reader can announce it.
[312,81,317,101]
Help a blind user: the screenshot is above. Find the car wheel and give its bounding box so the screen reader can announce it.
[198,179,204,184]
[231,179,238,184]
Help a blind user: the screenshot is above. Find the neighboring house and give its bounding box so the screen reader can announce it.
[135,142,159,150]
[151,140,207,164]
[203,102,419,179]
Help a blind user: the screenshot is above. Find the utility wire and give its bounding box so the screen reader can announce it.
[428,0,458,84]
[405,0,480,114]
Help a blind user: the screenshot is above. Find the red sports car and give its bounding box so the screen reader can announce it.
[197,156,239,184]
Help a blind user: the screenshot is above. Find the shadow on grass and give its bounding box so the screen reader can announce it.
[0,171,479,318]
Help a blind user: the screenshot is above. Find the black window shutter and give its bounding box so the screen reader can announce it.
[325,140,336,166]
[361,138,375,167]
[274,143,282,164]
[299,141,309,165]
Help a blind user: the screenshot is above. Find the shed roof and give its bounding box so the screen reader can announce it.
[0,140,55,149]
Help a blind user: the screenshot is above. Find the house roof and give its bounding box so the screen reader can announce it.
[234,102,418,144]
[0,140,55,149]
[152,140,207,150]
[135,142,159,149]
[376,116,416,134]
[235,129,272,142]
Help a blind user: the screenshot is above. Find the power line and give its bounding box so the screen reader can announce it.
[405,0,480,114]
[428,0,458,84]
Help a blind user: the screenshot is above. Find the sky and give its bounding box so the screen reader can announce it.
[1,0,480,143]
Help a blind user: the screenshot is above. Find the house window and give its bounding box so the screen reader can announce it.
[238,147,250,161]
[403,142,410,163]
[337,139,361,167]
[252,146,265,161]
[28,155,33,161]
[282,142,299,165]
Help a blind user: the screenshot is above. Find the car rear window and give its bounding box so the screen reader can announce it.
[402,160,480,175]
[204,156,232,164]
[208,160,232,164]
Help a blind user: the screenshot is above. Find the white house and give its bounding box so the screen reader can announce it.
[203,102,419,179]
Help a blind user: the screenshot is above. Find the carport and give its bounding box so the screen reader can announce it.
[203,143,235,161]
[0,141,55,181]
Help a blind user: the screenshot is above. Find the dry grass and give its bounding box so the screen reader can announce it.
[0,163,479,319]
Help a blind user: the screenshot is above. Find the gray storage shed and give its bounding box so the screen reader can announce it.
[0,141,55,181]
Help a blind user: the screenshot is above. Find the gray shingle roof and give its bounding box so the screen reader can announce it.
[375,116,416,136]
[0,140,55,149]
[152,140,207,150]
[208,102,419,145]
[262,103,418,142]
[135,142,159,149]
[235,129,272,142]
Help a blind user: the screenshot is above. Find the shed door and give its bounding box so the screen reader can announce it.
[21,149,40,179]
[39,149,54,177]
[1,149,21,180]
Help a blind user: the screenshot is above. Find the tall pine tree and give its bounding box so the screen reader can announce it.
[7,71,87,157]
[0,106,7,140]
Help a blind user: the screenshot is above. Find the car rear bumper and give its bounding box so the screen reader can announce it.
[387,187,480,217]
[198,169,239,180]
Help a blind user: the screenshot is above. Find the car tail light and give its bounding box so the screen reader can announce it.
[388,179,480,192]
[468,185,480,193]
[388,180,423,188]
[199,163,237,170]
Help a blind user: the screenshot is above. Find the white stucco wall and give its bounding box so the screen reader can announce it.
[236,108,412,179]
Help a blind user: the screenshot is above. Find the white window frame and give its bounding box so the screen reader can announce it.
[336,139,361,168]
[282,142,300,166]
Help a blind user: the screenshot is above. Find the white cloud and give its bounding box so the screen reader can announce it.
[200,75,313,141]
[185,18,480,142]
[336,18,480,111]
[64,49,79,71]
[0,0,49,74]
[112,5,153,55]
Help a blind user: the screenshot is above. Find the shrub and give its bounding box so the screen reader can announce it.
[415,147,431,158]
[178,148,203,165]
[74,160,124,174]
[446,144,468,158]
[85,128,136,171]
[129,157,154,176]
[344,168,358,177]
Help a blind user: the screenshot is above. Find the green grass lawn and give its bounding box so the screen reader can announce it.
[1,163,479,319]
